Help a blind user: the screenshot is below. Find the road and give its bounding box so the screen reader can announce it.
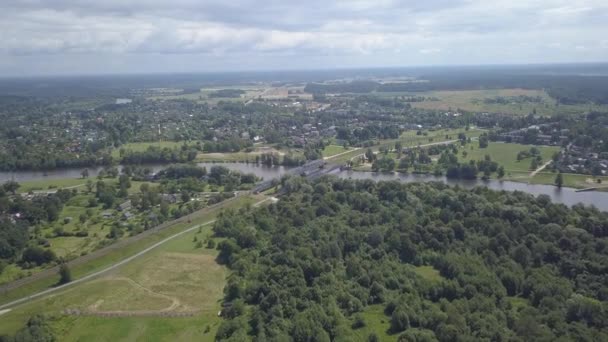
[0,219,217,312]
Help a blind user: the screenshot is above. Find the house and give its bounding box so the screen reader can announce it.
[102,211,113,219]
[122,211,134,220]
[161,194,178,203]
[117,200,132,211]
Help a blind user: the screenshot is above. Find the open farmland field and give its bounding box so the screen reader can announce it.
[404,89,608,116]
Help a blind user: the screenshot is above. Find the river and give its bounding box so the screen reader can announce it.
[1,163,606,211]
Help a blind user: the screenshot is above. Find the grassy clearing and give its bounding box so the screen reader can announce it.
[0,196,259,341]
[407,88,608,116]
[413,266,442,282]
[507,296,529,310]
[351,305,393,341]
[458,142,559,173]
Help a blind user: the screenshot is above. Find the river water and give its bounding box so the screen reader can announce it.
[1,163,606,211]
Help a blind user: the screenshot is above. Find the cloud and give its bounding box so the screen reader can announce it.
[0,0,607,75]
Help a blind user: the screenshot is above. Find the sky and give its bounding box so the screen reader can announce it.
[1,0,607,76]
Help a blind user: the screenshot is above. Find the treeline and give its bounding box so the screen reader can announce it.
[0,148,113,171]
[0,315,55,342]
[156,164,257,193]
[208,89,246,98]
[119,145,198,165]
[305,74,608,104]
[336,125,400,146]
[212,178,608,341]
[304,81,379,94]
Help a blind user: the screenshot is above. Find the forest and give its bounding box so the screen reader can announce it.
[212,177,608,341]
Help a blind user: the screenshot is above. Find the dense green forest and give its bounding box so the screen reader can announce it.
[212,177,608,341]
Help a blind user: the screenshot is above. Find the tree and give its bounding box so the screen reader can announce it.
[555,172,563,188]
[58,263,72,284]
[390,307,410,333]
[497,166,505,179]
[365,148,376,162]
[85,179,94,193]
[479,134,489,148]
[3,181,20,194]
[530,158,539,170]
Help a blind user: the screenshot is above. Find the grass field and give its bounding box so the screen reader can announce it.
[529,171,608,189]
[0,219,226,341]
[402,88,608,116]
[0,195,264,341]
[18,178,87,193]
[457,142,559,174]
[322,144,351,158]
[0,195,257,307]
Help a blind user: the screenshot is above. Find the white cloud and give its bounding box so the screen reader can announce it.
[0,0,607,75]
[419,48,441,55]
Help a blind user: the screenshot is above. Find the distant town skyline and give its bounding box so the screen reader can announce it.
[1,0,607,76]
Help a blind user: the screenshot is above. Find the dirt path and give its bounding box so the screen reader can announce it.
[324,148,361,160]
[83,277,182,315]
[530,160,552,178]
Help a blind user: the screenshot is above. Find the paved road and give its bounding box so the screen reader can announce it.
[0,220,217,312]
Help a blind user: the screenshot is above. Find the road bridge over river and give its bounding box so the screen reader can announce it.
[252,159,342,193]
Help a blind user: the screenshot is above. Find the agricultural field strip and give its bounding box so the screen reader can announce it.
[0,219,216,312]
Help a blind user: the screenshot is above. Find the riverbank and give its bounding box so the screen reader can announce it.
[4,159,608,212]
[350,164,608,191]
